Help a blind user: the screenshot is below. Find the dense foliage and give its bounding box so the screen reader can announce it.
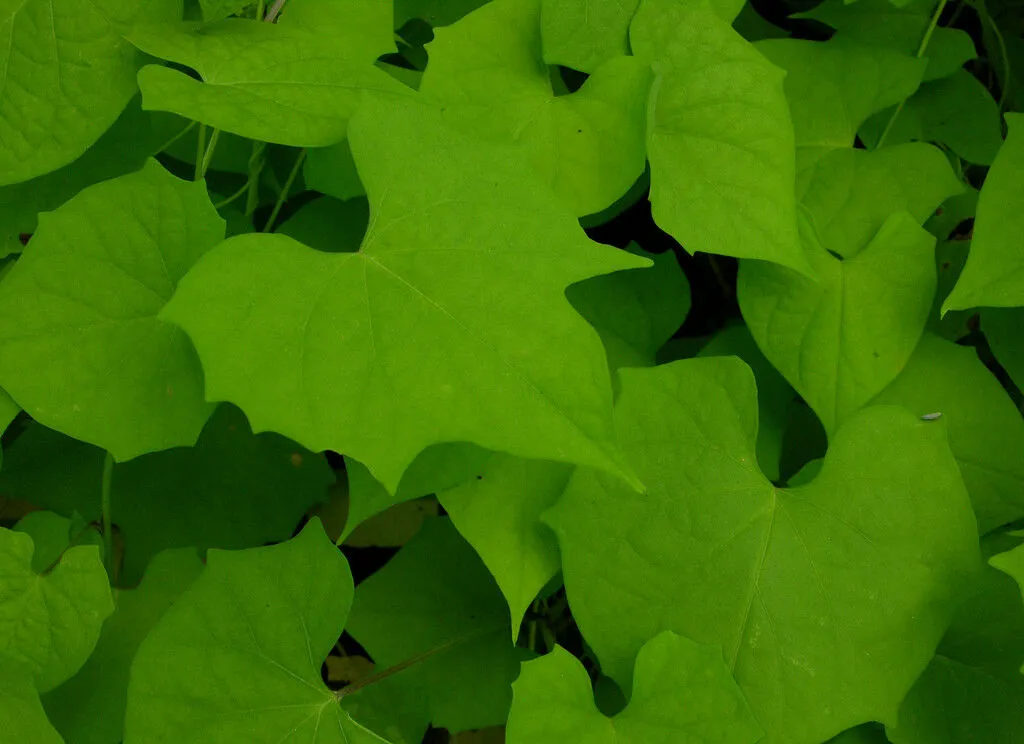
[1,0,1023,742]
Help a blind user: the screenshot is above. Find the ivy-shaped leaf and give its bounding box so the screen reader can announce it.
[871,333,1024,535]
[631,0,812,275]
[162,95,646,493]
[0,160,223,460]
[944,113,1024,311]
[127,10,405,147]
[420,0,651,217]
[0,662,63,744]
[507,632,763,744]
[0,527,114,693]
[346,517,520,732]
[43,548,204,744]
[544,358,980,744]
[739,212,936,433]
[0,0,179,185]
[124,520,389,744]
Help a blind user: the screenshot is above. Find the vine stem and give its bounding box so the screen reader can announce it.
[194,124,207,181]
[199,128,221,181]
[876,0,950,149]
[101,452,115,579]
[262,149,306,232]
[265,0,288,22]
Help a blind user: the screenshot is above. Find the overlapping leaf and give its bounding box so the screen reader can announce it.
[0,528,114,693]
[545,358,980,743]
[124,520,387,744]
[0,662,63,744]
[540,0,641,73]
[420,0,650,217]
[739,212,937,433]
[871,333,1024,534]
[506,632,763,744]
[631,0,811,274]
[944,113,1024,310]
[162,95,646,493]
[0,160,223,460]
[0,0,179,185]
[346,517,520,732]
[984,308,1024,391]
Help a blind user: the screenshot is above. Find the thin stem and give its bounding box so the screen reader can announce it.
[245,141,267,217]
[194,124,207,181]
[213,180,251,210]
[199,128,222,180]
[101,452,115,579]
[336,636,467,700]
[979,4,1012,111]
[265,0,288,22]
[262,149,306,232]
[155,120,196,155]
[256,0,265,20]
[876,0,950,149]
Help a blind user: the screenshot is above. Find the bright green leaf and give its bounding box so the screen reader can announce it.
[199,0,251,21]
[739,212,937,433]
[797,143,962,259]
[983,307,1024,391]
[944,113,1024,311]
[128,15,405,147]
[506,632,763,744]
[888,533,1024,743]
[439,454,571,638]
[124,520,387,744]
[43,549,204,744]
[0,662,63,744]
[631,0,812,275]
[162,95,646,494]
[0,160,223,460]
[871,333,1024,534]
[394,0,490,27]
[0,0,180,185]
[346,517,519,732]
[545,358,980,743]
[420,0,650,217]
[0,527,114,693]
[540,0,640,73]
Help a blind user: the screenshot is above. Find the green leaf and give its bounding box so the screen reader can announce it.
[0,405,334,584]
[199,0,251,21]
[796,143,962,259]
[43,548,204,744]
[394,0,491,27]
[943,113,1024,311]
[861,70,1004,166]
[506,632,763,744]
[739,212,937,433]
[796,0,976,81]
[540,0,640,73]
[438,454,571,638]
[304,140,366,202]
[124,520,387,744]
[0,160,223,461]
[0,527,114,693]
[277,196,369,254]
[827,724,890,744]
[128,14,404,147]
[346,517,519,732]
[566,244,690,373]
[983,307,1024,391]
[162,95,646,494]
[888,533,1024,743]
[756,38,926,156]
[0,662,63,744]
[0,0,180,186]
[544,358,981,743]
[871,333,1024,534]
[420,0,650,217]
[631,0,812,275]
[13,510,101,574]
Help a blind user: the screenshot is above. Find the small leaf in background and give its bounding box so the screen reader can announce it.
[304,140,366,202]
[43,548,204,744]
[0,527,114,693]
[420,0,650,217]
[545,358,980,744]
[826,724,890,743]
[0,405,334,584]
[162,95,647,494]
[0,160,224,460]
[944,113,1024,311]
[124,520,386,744]
[199,0,252,21]
[346,517,520,733]
[0,0,180,185]
[277,196,370,254]
[871,333,1024,534]
[13,510,102,573]
[887,532,1024,743]
[983,307,1024,392]
[739,212,936,433]
[344,497,439,548]
[507,632,762,744]
[632,0,812,275]
[0,661,64,744]
[439,454,571,637]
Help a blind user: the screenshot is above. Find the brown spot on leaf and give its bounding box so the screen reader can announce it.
[290,453,303,467]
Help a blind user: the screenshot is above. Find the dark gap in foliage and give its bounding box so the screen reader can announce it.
[341,544,400,585]
[967,325,1024,407]
[753,0,829,39]
[558,65,588,94]
[321,631,374,691]
[826,248,844,261]
[952,217,975,240]
[324,449,346,469]
[422,726,449,743]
